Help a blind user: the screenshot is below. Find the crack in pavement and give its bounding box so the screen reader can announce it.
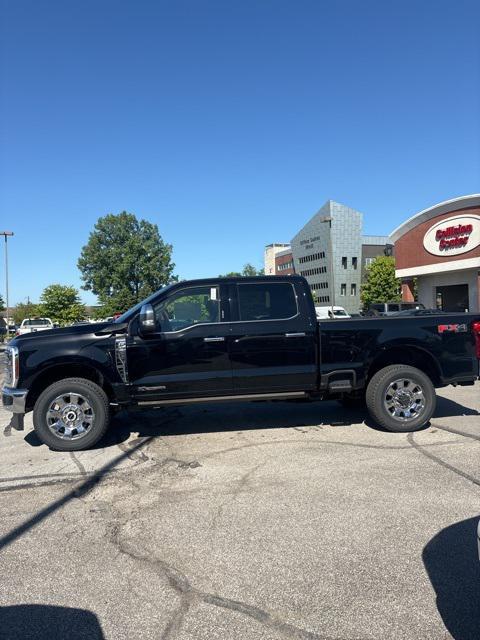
[116,439,150,462]
[0,433,463,494]
[109,521,360,640]
[407,432,480,488]
[69,452,87,476]
[430,421,480,443]
[198,436,465,462]
[0,452,200,494]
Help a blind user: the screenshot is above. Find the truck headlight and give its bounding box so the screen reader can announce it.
[4,346,19,388]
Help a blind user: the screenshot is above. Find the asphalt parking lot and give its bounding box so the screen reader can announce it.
[1,369,479,639]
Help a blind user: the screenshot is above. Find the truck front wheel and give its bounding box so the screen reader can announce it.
[366,365,436,432]
[33,377,110,451]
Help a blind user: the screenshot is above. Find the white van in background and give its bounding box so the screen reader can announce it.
[315,306,350,320]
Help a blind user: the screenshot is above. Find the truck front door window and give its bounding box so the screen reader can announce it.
[154,286,220,332]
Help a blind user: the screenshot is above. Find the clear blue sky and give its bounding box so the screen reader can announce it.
[1,0,479,306]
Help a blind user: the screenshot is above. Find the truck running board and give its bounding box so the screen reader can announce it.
[328,380,353,393]
[137,391,307,406]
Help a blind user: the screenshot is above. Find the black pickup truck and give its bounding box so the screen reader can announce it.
[3,276,480,451]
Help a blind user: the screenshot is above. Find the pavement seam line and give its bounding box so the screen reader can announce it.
[407,432,480,488]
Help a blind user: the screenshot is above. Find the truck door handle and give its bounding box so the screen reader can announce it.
[204,336,225,342]
[285,332,306,338]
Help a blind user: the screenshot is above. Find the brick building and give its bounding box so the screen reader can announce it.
[391,194,480,312]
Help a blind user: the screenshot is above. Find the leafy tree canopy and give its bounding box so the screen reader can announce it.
[78,212,176,315]
[0,294,5,313]
[360,256,401,308]
[219,263,264,278]
[38,284,86,325]
[12,302,40,325]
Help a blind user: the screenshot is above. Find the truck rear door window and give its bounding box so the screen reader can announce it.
[237,283,298,321]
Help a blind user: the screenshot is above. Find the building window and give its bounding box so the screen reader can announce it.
[351,283,357,296]
[352,257,357,269]
[342,257,347,269]
[340,283,346,296]
[365,257,375,267]
[277,261,293,271]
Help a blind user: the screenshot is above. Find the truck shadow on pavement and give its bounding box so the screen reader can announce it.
[0,604,105,640]
[21,394,478,450]
[95,393,478,447]
[423,516,480,640]
[102,400,368,446]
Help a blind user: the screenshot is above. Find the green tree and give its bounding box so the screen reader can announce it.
[360,256,401,309]
[78,212,176,315]
[242,263,264,276]
[219,263,264,278]
[13,301,40,325]
[38,285,86,325]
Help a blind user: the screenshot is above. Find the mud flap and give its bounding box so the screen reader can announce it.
[9,414,25,431]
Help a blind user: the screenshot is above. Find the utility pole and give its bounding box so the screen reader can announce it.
[0,232,14,331]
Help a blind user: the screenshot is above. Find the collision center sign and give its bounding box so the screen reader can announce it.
[423,214,480,256]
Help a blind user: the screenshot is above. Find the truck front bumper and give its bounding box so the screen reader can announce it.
[2,386,28,413]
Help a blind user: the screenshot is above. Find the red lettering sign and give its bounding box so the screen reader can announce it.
[434,223,473,251]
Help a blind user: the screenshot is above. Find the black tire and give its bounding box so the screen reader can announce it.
[33,377,110,451]
[366,364,435,432]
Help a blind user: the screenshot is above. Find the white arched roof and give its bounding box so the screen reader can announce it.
[390,194,480,243]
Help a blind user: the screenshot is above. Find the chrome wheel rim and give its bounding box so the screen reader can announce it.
[384,378,425,422]
[46,392,95,440]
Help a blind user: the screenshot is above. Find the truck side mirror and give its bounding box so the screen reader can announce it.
[139,304,156,335]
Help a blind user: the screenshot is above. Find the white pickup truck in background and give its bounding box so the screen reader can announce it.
[17,318,54,335]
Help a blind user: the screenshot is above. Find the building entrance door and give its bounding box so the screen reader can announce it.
[435,284,469,312]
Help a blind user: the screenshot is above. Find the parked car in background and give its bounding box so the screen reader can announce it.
[315,305,351,319]
[366,302,426,316]
[16,318,54,336]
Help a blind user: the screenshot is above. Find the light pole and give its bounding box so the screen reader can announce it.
[320,217,335,317]
[0,232,14,332]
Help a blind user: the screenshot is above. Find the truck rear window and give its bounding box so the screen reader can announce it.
[237,282,298,321]
[23,319,51,326]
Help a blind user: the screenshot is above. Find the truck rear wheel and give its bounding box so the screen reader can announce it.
[33,377,110,451]
[366,365,436,432]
